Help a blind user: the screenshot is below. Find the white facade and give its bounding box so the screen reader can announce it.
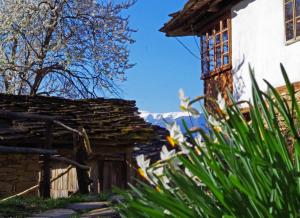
[231,0,300,102]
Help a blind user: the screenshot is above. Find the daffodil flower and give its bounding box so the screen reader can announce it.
[184,167,193,178]
[217,93,226,113]
[179,88,200,117]
[178,143,190,155]
[193,134,206,155]
[160,145,176,161]
[166,122,186,146]
[164,210,171,215]
[179,88,190,109]
[153,167,171,189]
[166,136,176,147]
[136,155,150,180]
[184,168,203,186]
[194,146,201,155]
[194,134,204,146]
[208,115,222,133]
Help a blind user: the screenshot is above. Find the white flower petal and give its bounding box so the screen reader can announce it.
[217,93,226,111]
[178,88,186,101]
[160,145,176,160]
[153,167,164,176]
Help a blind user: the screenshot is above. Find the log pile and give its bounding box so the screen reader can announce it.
[0,94,161,148]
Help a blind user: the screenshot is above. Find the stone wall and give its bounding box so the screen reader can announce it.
[0,154,40,198]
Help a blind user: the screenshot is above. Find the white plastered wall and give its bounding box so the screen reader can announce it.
[231,0,300,102]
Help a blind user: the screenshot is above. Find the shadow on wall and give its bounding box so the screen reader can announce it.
[232,0,256,18]
[232,54,246,101]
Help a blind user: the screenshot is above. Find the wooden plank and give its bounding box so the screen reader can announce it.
[103,161,112,192]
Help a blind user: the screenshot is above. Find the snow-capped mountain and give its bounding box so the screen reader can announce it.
[140,111,207,132]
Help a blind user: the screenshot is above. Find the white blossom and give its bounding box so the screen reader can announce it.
[0,0,135,97]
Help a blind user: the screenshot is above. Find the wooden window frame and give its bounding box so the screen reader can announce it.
[284,0,300,45]
[200,13,232,80]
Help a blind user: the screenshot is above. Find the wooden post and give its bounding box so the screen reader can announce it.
[98,159,104,193]
[73,133,90,194]
[125,148,133,188]
[90,160,99,194]
[39,121,53,198]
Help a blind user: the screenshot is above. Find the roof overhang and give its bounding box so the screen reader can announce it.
[160,0,242,37]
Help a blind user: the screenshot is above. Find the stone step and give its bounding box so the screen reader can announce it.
[66,201,110,212]
[30,209,76,218]
[81,207,119,218]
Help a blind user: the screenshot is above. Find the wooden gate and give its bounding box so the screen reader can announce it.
[100,160,127,192]
[50,163,78,198]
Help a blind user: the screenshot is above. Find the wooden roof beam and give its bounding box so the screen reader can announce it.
[0,145,57,154]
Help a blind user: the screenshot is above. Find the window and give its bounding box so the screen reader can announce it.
[200,15,231,78]
[284,0,300,42]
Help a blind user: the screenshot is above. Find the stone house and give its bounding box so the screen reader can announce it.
[160,0,300,108]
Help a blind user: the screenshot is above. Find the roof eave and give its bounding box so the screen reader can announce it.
[160,0,243,37]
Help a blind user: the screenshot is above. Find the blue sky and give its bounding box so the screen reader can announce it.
[119,0,203,113]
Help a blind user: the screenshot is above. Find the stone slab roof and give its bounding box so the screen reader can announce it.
[0,94,163,148]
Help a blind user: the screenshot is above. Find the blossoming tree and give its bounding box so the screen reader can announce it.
[0,0,135,97]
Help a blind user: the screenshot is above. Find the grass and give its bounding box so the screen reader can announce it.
[0,193,109,217]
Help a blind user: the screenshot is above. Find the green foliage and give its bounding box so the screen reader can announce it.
[117,65,300,217]
[0,193,108,217]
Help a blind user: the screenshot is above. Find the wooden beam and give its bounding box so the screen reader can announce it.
[0,146,57,154]
[0,111,84,137]
[92,146,131,155]
[50,156,90,170]
[0,111,58,121]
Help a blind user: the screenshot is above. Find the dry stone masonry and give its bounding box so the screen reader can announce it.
[0,154,39,197]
